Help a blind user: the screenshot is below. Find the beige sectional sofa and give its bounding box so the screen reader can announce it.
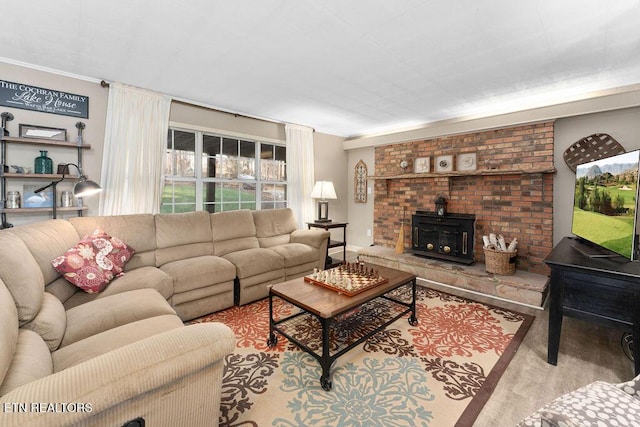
[0,208,329,426]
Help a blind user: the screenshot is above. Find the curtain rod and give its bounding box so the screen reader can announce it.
[99,79,315,132]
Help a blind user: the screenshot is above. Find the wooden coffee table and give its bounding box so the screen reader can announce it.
[267,263,417,390]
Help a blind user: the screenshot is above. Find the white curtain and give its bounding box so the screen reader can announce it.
[286,123,315,228]
[99,83,171,215]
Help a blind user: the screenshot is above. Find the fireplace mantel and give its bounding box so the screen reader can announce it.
[368,166,556,181]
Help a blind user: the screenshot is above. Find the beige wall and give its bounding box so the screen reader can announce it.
[346,147,375,249]
[170,101,285,142]
[313,132,349,246]
[0,62,108,226]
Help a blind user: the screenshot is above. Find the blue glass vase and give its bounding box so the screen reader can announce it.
[34,150,53,174]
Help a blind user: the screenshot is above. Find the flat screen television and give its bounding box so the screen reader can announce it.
[571,149,640,260]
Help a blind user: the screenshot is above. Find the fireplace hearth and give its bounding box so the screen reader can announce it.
[411,211,476,264]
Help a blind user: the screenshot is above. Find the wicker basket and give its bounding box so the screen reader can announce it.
[483,247,517,275]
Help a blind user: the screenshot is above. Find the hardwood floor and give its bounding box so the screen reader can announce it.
[341,250,635,425]
[472,289,634,426]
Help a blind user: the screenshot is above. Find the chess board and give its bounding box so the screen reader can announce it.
[303,264,388,297]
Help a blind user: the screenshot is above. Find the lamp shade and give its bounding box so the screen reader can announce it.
[310,181,337,200]
[73,176,102,197]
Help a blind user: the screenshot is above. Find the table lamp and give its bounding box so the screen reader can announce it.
[310,181,337,222]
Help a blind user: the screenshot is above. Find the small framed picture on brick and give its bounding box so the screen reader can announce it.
[457,152,477,171]
[414,157,430,173]
[435,155,453,173]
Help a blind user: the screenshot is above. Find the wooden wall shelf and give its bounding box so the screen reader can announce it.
[2,136,91,149]
[4,206,88,214]
[2,172,81,179]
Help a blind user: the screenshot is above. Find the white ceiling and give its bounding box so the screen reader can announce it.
[3,0,640,138]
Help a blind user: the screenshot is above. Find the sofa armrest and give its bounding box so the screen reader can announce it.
[0,322,235,427]
[290,229,330,249]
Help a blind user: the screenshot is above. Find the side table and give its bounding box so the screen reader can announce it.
[307,221,348,268]
[545,236,640,375]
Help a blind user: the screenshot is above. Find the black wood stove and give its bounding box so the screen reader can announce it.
[411,211,476,264]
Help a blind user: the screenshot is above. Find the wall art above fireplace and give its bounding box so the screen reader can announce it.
[435,155,453,173]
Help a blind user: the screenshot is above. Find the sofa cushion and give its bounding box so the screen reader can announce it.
[69,214,156,270]
[21,292,66,352]
[46,277,84,305]
[62,266,174,310]
[155,212,214,266]
[0,232,45,325]
[7,219,80,286]
[210,210,260,256]
[252,208,298,248]
[52,228,136,293]
[0,329,53,396]
[52,314,184,372]
[61,289,177,347]
[0,279,18,389]
[222,248,285,279]
[160,255,236,293]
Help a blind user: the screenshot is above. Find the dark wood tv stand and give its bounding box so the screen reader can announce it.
[545,237,640,375]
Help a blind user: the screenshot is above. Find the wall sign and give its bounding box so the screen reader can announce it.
[0,80,89,118]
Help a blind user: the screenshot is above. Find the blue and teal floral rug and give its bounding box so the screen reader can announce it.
[192,286,533,427]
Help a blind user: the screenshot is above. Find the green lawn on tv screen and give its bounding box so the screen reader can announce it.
[572,207,635,258]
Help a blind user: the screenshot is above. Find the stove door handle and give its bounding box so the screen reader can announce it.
[462,231,468,255]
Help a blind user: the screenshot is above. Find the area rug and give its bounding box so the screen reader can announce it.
[191,285,534,427]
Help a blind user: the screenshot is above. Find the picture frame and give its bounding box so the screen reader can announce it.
[19,124,67,141]
[23,184,54,208]
[457,152,477,171]
[435,155,454,173]
[414,157,430,173]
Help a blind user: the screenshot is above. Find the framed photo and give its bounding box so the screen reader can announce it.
[435,155,454,173]
[457,152,477,171]
[23,184,54,208]
[414,157,430,173]
[19,124,67,141]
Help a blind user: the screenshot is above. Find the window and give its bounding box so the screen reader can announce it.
[162,128,287,213]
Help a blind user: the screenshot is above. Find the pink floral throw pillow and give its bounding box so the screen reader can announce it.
[52,228,135,293]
